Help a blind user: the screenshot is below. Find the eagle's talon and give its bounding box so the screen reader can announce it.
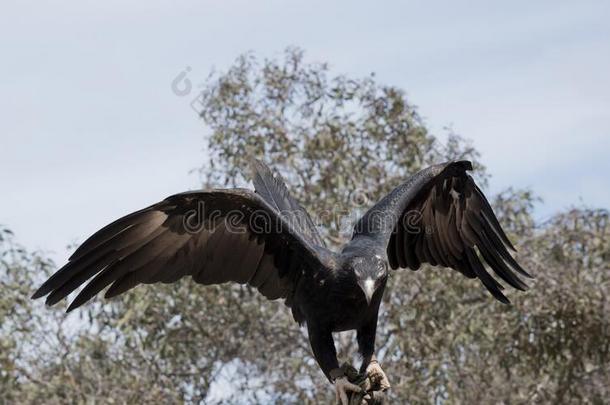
[334,376,363,405]
[366,361,391,391]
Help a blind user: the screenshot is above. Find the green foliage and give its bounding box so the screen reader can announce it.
[1,227,54,403]
[2,48,608,404]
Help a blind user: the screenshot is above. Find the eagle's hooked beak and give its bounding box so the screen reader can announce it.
[358,278,375,305]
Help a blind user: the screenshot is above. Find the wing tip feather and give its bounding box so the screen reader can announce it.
[31,287,47,300]
[66,300,81,313]
[496,294,511,305]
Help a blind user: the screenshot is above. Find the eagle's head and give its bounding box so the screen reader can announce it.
[345,254,389,304]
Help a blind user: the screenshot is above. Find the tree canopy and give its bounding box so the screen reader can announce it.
[3,48,608,404]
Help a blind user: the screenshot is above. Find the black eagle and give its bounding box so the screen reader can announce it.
[33,160,531,403]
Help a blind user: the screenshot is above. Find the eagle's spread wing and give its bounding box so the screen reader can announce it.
[33,187,329,312]
[350,161,532,303]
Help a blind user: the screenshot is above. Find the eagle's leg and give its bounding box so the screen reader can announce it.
[357,317,391,391]
[308,324,362,405]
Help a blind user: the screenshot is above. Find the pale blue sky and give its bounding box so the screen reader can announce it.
[1,0,609,264]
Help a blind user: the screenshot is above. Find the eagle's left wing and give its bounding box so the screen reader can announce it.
[349,161,532,303]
